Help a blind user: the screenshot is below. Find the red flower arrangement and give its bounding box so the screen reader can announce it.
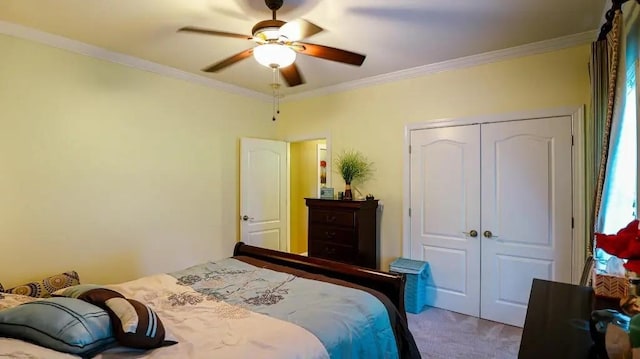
[596,219,640,273]
[320,160,327,168]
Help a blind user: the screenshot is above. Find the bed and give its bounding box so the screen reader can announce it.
[0,242,419,358]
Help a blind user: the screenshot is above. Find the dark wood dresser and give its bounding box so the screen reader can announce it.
[305,198,379,269]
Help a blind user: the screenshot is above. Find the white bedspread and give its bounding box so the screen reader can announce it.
[0,274,329,359]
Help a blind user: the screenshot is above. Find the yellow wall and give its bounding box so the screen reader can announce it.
[0,30,591,286]
[0,34,274,287]
[278,45,591,270]
[290,139,325,254]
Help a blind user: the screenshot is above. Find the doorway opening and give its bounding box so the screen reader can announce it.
[289,138,328,254]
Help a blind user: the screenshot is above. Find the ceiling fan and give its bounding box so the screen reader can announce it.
[178,0,366,87]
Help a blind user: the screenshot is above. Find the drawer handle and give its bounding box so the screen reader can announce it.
[324,246,337,255]
[325,231,337,239]
[325,215,336,223]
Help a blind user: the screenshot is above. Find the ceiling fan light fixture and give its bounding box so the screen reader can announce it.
[254,27,281,41]
[252,20,286,41]
[253,44,296,68]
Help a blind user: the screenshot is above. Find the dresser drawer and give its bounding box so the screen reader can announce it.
[308,241,356,264]
[309,225,355,245]
[309,209,354,227]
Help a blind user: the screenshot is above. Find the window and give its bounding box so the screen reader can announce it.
[596,61,638,266]
[594,0,639,270]
[600,65,638,234]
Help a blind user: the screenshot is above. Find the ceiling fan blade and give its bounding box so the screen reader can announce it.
[295,42,366,66]
[280,63,305,87]
[279,19,323,41]
[178,26,251,40]
[202,48,254,72]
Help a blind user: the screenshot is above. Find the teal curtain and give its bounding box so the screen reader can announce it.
[591,0,640,255]
[624,2,639,73]
[600,1,639,234]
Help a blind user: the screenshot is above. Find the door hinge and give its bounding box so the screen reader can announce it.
[571,217,574,228]
[409,145,412,154]
[571,135,574,146]
[409,208,411,217]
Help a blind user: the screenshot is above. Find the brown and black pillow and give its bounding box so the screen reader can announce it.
[55,285,176,349]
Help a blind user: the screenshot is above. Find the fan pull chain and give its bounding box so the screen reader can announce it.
[271,67,281,121]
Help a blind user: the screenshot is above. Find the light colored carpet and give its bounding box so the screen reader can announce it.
[407,306,522,359]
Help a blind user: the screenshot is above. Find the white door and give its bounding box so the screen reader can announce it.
[409,115,574,326]
[480,116,573,327]
[240,138,288,251]
[410,125,481,317]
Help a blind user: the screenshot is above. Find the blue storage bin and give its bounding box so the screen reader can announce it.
[390,258,429,314]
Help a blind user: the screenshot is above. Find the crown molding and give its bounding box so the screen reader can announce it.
[0,19,597,104]
[283,30,598,102]
[0,20,273,102]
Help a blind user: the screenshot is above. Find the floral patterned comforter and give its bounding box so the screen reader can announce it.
[0,256,407,358]
[169,257,400,359]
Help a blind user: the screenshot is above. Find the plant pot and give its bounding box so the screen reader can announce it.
[344,183,353,200]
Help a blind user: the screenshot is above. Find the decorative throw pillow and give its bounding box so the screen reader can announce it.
[5,271,80,298]
[0,292,37,311]
[55,286,177,349]
[0,297,116,356]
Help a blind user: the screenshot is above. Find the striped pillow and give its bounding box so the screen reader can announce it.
[55,286,175,349]
[0,297,116,356]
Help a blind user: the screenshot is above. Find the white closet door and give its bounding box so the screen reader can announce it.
[410,125,481,317]
[480,116,573,327]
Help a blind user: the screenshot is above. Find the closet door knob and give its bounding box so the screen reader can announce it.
[483,230,498,239]
[463,230,478,238]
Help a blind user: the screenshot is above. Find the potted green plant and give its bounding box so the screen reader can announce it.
[334,149,373,200]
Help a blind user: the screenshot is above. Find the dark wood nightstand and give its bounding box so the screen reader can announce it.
[305,198,379,269]
[519,278,610,359]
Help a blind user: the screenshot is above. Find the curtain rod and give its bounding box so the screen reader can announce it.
[597,0,638,40]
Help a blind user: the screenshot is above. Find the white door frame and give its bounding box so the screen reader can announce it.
[402,106,586,283]
[284,132,332,253]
